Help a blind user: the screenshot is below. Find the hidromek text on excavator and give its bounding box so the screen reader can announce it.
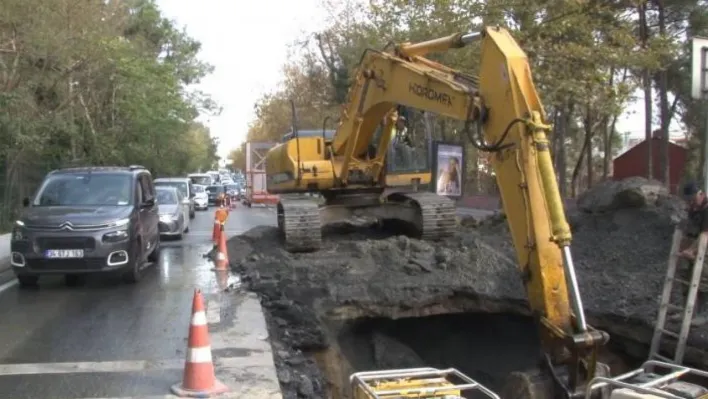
[262,26,708,399]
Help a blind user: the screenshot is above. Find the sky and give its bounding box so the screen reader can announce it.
[156,1,680,160]
[155,0,329,159]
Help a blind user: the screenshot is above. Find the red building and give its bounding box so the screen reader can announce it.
[612,136,688,194]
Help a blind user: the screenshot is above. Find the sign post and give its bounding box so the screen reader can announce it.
[691,36,708,190]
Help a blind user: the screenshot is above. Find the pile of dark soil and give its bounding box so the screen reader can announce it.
[228,177,707,398]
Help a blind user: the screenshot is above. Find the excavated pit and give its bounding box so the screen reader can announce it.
[313,312,640,398]
[228,178,708,398]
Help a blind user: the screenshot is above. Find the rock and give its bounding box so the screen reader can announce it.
[372,332,426,369]
[296,375,315,397]
[277,368,293,384]
[576,177,669,213]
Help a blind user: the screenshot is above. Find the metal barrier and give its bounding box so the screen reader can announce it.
[349,367,500,399]
[585,360,708,399]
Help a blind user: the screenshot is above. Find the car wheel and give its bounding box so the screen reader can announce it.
[122,239,144,284]
[17,275,39,288]
[65,274,85,287]
[147,235,160,263]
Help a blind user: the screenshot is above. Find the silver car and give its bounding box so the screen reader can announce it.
[154,177,195,219]
[156,187,190,239]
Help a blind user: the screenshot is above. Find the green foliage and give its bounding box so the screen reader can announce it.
[0,0,218,229]
[242,0,704,193]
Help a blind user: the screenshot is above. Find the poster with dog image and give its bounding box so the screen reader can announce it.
[435,143,463,197]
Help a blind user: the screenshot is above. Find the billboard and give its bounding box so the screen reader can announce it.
[432,142,464,197]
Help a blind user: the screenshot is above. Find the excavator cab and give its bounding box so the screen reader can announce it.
[585,361,708,399]
[350,368,500,399]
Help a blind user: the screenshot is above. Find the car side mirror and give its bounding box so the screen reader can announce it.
[22,197,30,207]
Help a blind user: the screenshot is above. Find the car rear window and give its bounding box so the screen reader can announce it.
[155,181,188,198]
[206,185,224,194]
[156,188,178,204]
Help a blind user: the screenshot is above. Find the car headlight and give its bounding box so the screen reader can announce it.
[12,221,26,240]
[103,230,129,242]
[109,218,130,228]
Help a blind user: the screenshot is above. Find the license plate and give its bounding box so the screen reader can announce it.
[45,249,84,259]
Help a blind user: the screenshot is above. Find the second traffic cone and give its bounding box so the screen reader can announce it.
[213,225,229,271]
[171,289,228,398]
[211,218,220,245]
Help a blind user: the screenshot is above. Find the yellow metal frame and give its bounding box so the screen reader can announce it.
[350,367,500,399]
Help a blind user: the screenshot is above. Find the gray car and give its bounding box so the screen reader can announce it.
[10,166,161,287]
[154,177,195,219]
[156,186,189,239]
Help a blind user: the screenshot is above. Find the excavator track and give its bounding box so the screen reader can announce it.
[277,197,322,253]
[400,192,457,240]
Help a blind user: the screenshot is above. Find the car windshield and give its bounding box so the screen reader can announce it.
[34,173,132,206]
[156,188,178,205]
[225,185,238,191]
[189,175,211,185]
[206,185,223,194]
[193,185,205,193]
[156,181,188,198]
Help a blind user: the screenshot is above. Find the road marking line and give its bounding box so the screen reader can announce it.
[0,278,18,294]
[206,297,221,324]
[75,393,254,399]
[0,356,267,376]
[0,360,185,375]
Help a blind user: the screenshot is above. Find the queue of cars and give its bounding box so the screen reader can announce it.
[8,166,244,288]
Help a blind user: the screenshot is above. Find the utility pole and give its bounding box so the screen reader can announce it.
[691,36,708,188]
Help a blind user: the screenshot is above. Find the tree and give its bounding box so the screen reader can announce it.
[0,0,219,229]
[241,0,680,197]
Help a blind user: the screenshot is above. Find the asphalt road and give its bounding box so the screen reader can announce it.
[0,204,279,399]
[0,202,489,399]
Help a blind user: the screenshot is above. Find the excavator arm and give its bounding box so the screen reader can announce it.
[342,27,610,398]
[328,40,479,185]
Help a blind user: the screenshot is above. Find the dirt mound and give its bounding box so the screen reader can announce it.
[229,178,708,398]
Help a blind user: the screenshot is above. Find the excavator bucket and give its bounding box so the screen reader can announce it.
[350,368,500,399]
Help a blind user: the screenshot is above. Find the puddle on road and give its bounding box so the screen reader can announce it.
[158,243,241,295]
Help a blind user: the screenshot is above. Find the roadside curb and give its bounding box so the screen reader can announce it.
[0,257,14,286]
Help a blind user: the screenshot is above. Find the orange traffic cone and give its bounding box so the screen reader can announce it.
[171,289,228,397]
[215,270,229,291]
[213,225,229,271]
[211,218,220,245]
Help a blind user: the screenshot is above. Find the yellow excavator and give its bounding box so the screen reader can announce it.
[265,26,708,398]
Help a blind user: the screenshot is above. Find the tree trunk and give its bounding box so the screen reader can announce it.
[656,0,671,186]
[558,101,574,197]
[639,1,653,179]
[571,104,593,196]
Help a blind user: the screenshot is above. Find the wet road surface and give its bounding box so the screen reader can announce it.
[0,204,280,399]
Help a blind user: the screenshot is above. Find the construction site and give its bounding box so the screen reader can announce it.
[224,176,706,399]
[219,22,708,399]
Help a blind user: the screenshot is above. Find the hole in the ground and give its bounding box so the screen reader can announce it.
[312,312,642,399]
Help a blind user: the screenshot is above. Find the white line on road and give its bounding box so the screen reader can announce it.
[75,392,278,399]
[0,278,17,294]
[206,297,221,324]
[0,360,185,375]
[0,356,270,376]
